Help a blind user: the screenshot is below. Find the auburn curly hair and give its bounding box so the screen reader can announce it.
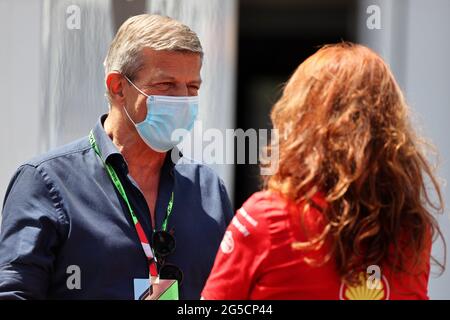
[264,42,445,285]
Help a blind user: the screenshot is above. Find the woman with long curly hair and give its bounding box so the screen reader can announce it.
[202,42,445,300]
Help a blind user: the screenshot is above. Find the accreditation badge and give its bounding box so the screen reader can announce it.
[134,276,179,300]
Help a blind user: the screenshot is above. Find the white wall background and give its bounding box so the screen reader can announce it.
[358,0,450,299]
[40,0,114,149]
[0,0,42,211]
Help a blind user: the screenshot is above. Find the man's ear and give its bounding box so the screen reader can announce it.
[106,72,126,104]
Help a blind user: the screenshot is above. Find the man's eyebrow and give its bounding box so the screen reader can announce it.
[148,75,177,82]
[146,76,202,85]
[190,78,202,85]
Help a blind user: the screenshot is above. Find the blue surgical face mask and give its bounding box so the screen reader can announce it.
[123,76,198,152]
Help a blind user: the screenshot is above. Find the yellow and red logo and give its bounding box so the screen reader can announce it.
[339,272,390,300]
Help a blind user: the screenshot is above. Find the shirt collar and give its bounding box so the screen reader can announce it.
[91,114,182,174]
[92,114,123,164]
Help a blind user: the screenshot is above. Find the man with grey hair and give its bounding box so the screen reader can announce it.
[0,14,233,299]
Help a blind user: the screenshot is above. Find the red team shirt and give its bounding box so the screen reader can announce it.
[202,191,430,300]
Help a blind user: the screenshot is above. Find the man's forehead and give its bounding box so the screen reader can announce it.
[141,48,201,65]
[138,49,202,81]
[150,68,178,80]
[145,67,202,82]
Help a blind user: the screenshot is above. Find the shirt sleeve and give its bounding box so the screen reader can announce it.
[0,164,68,299]
[201,194,270,300]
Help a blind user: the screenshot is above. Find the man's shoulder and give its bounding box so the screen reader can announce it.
[24,136,91,168]
[174,155,225,183]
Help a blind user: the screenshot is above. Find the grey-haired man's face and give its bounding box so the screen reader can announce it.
[122,48,202,124]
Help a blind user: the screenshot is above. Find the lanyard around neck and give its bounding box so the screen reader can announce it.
[89,130,174,276]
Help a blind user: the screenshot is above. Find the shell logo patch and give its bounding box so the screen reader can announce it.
[339,272,390,300]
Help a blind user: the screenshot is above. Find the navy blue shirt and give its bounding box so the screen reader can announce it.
[0,115,233,299]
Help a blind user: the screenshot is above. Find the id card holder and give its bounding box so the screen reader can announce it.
[135,276,179,300]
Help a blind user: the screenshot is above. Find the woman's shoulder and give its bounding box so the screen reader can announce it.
[231,191,287,238]
[243,189,285,207]
[241,190,328,241]
[240,190,297,237]
[240,190,291,220]
[243,189,326,218]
